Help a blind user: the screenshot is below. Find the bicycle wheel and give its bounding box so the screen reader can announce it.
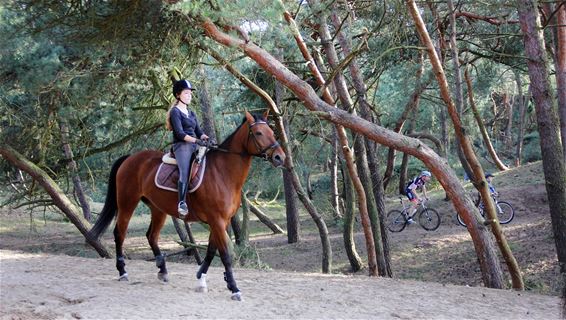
[419,208,440,231]
[456,212,468,227]
[495,201,514,224]
[386,210,407,232]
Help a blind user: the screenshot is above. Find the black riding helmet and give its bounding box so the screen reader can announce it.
[485,173,495,178]
[173,79,195,98]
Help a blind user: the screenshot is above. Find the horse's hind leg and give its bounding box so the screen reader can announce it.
[146,205,169,282]
[113,209,136,281]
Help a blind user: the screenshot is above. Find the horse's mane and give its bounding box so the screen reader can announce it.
[217,113,264,149]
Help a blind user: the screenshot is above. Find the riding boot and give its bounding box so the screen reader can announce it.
[177,181,189,218]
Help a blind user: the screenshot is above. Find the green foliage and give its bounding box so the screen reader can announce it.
[522,132,542,163]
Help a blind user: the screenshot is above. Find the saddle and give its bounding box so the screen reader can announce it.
[154,146,208,193]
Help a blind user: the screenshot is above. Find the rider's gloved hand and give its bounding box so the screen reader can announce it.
[195,139,207,147]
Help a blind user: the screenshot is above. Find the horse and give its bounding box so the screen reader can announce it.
[88,111,285,301]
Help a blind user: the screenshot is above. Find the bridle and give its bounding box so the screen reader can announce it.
[246,120,280,161]
[210,120,280,162]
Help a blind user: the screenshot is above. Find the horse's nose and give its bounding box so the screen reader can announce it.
[273,153,286,168]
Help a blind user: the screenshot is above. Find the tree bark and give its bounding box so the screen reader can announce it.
[198,14,505,288]
[464,68,510,171]
[517,0,566,277]
[0,145,111,258]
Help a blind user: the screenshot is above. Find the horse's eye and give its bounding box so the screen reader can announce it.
[255,131,263,136]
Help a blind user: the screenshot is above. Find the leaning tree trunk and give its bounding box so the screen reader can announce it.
[517,0,566,277]
[464,68,509,171]
[0,145,111,258]
[410,0,522,289]
[197,13,506,288]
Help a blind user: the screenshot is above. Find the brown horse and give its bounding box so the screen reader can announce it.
[89,111,285,300]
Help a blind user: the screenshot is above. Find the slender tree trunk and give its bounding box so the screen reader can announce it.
[198,14,506,288]
[464,68,509,171]
[0,145,110,258]
[342,162,363,272]
[554,4,566,160]
[514,71,527,166]
[321,5,388,276]
[329,129,341,221]
[517,0,566,277]
[284,2,378,276]
[448,0,474,179]
[197,64,219,141]
[58,117,92,221]
[331,6,392,276]
[409,0,522,289]
[273,49,301,241]
[240,191,250,244]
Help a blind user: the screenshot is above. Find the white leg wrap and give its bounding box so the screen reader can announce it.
[196,273,208,292]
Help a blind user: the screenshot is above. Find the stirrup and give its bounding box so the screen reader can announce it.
[178,201,188,217]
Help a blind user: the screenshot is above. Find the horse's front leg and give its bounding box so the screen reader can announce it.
[214,228,241,301]
[195,239,217,293]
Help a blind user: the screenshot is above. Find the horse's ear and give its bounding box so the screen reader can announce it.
[245,111,255,124]
[263,109,270,121]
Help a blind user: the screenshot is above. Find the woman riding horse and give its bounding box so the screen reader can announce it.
[89,110,285,301]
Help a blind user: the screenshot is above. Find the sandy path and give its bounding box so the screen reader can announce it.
[0,250,560,319]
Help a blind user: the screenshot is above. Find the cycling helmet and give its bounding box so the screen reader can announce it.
[173,79,195,97]
[421,170,432,177]
[485,173,495,178]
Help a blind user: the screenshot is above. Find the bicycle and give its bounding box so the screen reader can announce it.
[386,197,441,232]
[456,195,514,227]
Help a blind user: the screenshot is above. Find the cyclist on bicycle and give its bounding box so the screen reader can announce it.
[404,170,432,223]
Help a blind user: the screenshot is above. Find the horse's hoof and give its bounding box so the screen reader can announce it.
[231,291,242,301]
[118,273,129,281]
[158,272,169,282]
[195,286,208,293]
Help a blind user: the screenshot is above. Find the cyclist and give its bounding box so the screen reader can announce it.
[404,170,432,223]
[476,173,498,207]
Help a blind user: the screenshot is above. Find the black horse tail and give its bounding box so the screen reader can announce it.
[89,155,130,240]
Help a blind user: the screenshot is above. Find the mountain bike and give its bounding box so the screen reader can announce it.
[456,195,514,227]
[386,198,441,232]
